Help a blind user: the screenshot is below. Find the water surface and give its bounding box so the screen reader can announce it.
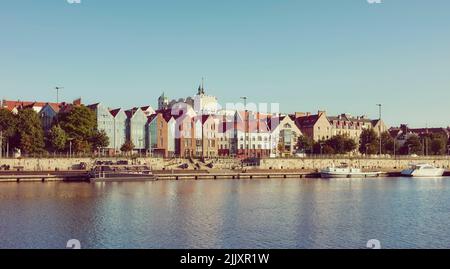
[0,178,449,249]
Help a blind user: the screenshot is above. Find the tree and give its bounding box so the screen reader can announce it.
[90,130,110,150]
[0,109,17,153]
[326,135,357,154]
[46,125,68,152]
[73,139,92,154]
[59,106,97,153]
[359,129,379,155]
[0,109,17,138]
[381,131,396,155]
[12,109,45,154]
[429,133,447,155]
[120,141,135,155]
[297,135,313,153]
[400,134,422,155]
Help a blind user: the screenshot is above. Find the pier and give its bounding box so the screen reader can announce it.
[1,169,450,183]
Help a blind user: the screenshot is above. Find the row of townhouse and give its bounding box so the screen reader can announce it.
[389,124,450,148]
[292,111,388,144]
[2,97,389,158]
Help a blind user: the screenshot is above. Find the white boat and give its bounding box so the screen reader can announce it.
[320,164,381,178]
[401,164,445,177]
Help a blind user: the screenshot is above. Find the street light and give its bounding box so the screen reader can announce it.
[68,138,74,158]
[240,96,248,158]
[376,104,382,156]
[365,143,371,156]
[55,86,64,103]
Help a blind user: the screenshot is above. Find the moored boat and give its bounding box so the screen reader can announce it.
[320,164,381,178]
[89,164,157,182]
[400,164,445,178]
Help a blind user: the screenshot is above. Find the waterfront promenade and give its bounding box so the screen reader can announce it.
[1,156,450,172]
[1,156,450,182]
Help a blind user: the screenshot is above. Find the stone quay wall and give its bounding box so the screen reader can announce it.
[1,157,450,172]
[259,157,450,171]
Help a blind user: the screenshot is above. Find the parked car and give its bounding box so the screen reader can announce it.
[179,163,189,169]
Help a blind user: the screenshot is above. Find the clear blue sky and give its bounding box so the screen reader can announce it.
[1,0,449,127]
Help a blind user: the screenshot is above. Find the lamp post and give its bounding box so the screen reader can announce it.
[55,86,64,103]
[376,104,382,156]
[240,96,248,159]
[393,138,397,159]
[0,130,3,159]
[68,138,73,158]
[139,138,144,158]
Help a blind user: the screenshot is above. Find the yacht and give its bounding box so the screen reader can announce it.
[320,164,381,178]
[401,164,445,177]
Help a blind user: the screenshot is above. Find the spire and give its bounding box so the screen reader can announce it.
[201,77,205,94]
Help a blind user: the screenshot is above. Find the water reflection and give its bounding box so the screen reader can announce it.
[0,178,450,248]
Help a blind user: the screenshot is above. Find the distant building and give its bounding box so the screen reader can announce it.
[39,103,61,132]
[175,112,196,158]
[87,103,115,150]
[147,112,169,157]
[218,120,235,157]
[293,111,388,144]
[109,108,127,152]
[293,111,332,142]
[156,81,219,115]
[158,93,170,110]
[39,99,82,132]
[141,106,156,117]
[268,115,303,157]
[328,113,378,143]
[125,107,147,151]
[389,124,449,148]
[194,115,219,158]
[193,84,219,115]
[234,111,271,158]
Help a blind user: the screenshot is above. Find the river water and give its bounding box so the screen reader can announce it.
[0,178,450,249]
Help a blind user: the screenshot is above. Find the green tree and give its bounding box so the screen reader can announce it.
[429,133,447,155]
[326,135,357,154]
[0,109,17,153]
[120,140,135,155]
[297,135,313,153]
[381,131,396,155]
[359,129,379,155]
[13,109,45,154]
[0,109,17,138]
[73,139,92,154]
[90,130,110,150]
[400,134,422,155]
[59,105,97,153]
[46,125,68,152]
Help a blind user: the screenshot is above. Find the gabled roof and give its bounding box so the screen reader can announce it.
[48,103,61,113]
[327,114,372,124]
[147,114,158,123]
[267,116,285,130]
[109,108,123,117]
[2,100,60,112]
[87,103,100,109]
[294,114,321,128]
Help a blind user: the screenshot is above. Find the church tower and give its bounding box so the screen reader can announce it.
[158,92,169,110]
